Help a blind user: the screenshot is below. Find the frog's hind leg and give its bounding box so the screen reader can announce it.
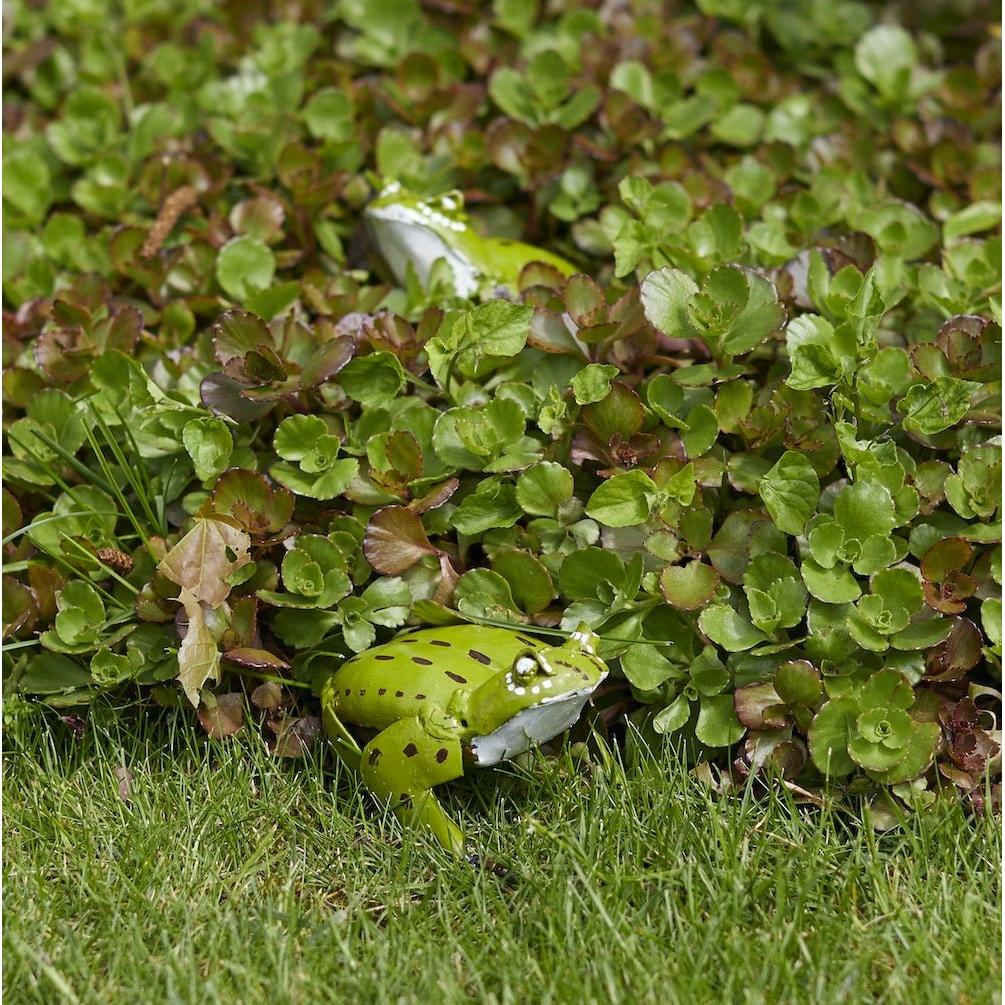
[359,717,466,856]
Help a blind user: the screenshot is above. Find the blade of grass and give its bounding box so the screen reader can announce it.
[2,512,123,548]
[1,638,41,652]
[9,426,116,496]
[29,539,123,610]
[95,401,165,536]
[80,424,153,556]
[85,403,163,540]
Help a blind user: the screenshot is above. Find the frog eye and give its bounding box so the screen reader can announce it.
[439,190,461,212]
[513,652,538,683]
[570,623,599,656]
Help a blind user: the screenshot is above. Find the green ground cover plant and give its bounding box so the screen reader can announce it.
[1,2,1002,996]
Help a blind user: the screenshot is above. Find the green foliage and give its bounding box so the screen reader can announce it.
[809,669,940,783]
[271,415,359,499]
[216,237,276,303]
[2,0,1000,816]
[259,535,352,610]
[489,50,600,129]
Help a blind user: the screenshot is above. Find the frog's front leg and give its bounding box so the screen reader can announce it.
[359,715,466,856]
[319,675,363,774]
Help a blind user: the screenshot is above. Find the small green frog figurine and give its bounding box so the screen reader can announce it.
[320,624,608,855]
[364,181,577,298]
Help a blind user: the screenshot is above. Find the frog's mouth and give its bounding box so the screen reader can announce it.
[468,675,607,767]
[364,205,480,297]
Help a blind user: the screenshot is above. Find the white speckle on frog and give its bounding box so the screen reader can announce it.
[531,686,540,695]
[542,680,552,689]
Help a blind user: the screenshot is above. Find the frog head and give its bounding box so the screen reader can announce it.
[364,180,577,298]
[462,624,608,765]
[364,181,483,296]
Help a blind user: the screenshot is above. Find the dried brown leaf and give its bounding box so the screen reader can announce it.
[113,766,133,804]
[251,682,284,710]
[434,553,460,607]
[271,715,322,757]
[158,517,251,607]
[177,587,221,706]
[197,692,245,739]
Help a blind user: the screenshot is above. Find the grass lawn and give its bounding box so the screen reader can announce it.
[3,705,1000,1005]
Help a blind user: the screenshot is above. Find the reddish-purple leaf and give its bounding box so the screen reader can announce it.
[300,335,355,387]
[364,506,439,574]
[212,310,273,366]
[224,648,290,671]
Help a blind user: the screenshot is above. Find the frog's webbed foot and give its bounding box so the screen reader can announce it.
[359,716,466,856]
[392,789,467,858]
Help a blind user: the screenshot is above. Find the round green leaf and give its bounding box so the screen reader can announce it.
[834,481,897,542]
[859,669,914,711]
[640,267,699,339]
[571,364,619,405]
[808,697,859,776]
[516,462,574,517]
[801,558,862,604]
[848,732,907,772]
[303,87,354,141]
[698,603,768,652]
[451,482,522,535]
[680,404,719,458]
[491,549,554,614]
[559,548,626,601]
[760,451,819,536]
[898,376,979,436]
[774,661,822,708]
[621,644,681,691]
[653,693,692,735]
[660,561,719,611]
[19,652,92,695]
[182,417,233,483]
[889,617,953,651]
[864,722,940,784]
[274,415,327,461]
[854,25,918,101]
[454,568,524,621]
[216,237,276,302]
[869,567,924,618]
[695,694,745,748]
[585,470,657,527]
[338,352,405,407]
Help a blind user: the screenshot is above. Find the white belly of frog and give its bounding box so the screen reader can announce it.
[467,681,605,766]
[365,207,480,297]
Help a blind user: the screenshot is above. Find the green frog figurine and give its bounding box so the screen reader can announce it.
[364,181,576,298]
[320,624,607,855]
